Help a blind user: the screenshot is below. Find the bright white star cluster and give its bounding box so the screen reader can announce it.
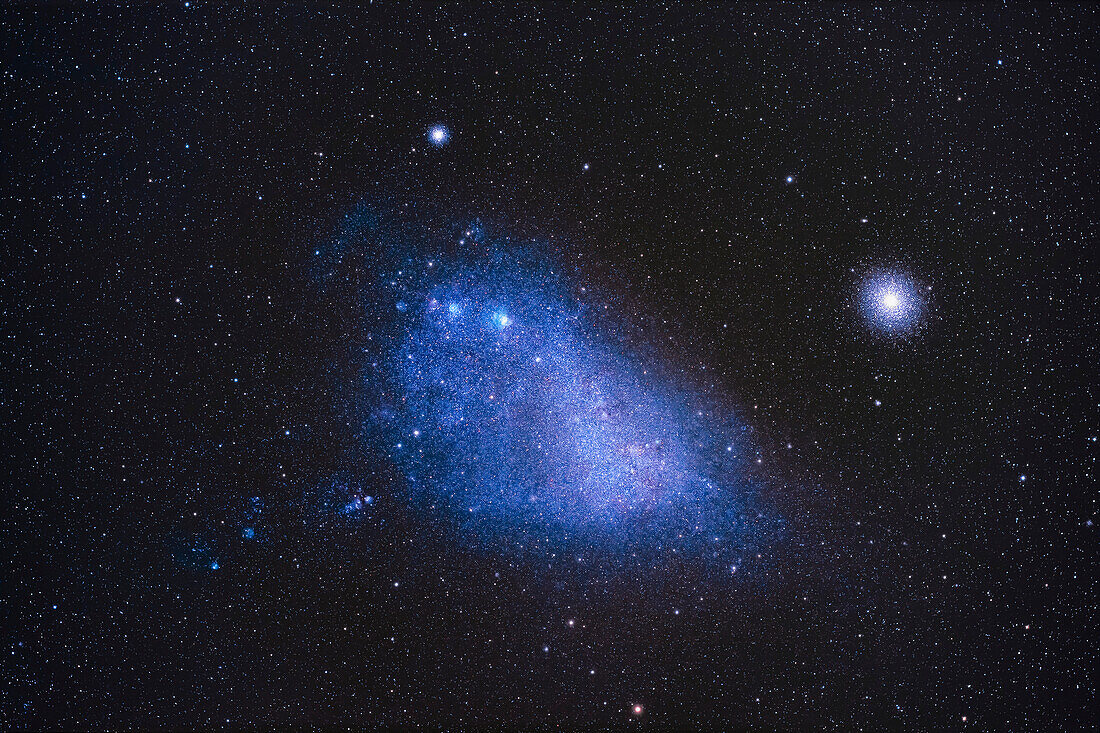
[859,269,925,334]
[428,124,450,146]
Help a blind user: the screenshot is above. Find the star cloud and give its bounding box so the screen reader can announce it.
[324,212,776,571]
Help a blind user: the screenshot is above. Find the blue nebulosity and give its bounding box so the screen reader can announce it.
[169,534,220,571]
[859,269,924,333]
[301,475,376,527]
[329,215,775,569]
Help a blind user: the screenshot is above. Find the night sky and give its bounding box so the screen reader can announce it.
[5,4,1097,730]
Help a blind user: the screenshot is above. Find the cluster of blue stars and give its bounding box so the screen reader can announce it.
[427,124,450,146]
[859,270,925,334]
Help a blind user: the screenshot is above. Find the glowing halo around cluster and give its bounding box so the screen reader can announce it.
[427,124,450,146]
[858,269,925,334]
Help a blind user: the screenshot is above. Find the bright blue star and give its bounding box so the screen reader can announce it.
[490,310,512,329]
[428,125,450,146]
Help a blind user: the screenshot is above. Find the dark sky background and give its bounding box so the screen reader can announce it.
[4,4,1097,731]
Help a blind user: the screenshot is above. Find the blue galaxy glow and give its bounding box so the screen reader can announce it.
[332,219,776,568]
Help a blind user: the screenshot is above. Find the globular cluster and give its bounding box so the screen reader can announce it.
[427,124,450,147]
[858,269,927,335]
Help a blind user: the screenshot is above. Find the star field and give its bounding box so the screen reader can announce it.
[4,5,1096,731]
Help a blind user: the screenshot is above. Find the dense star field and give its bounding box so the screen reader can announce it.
[4,5,1097,731]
